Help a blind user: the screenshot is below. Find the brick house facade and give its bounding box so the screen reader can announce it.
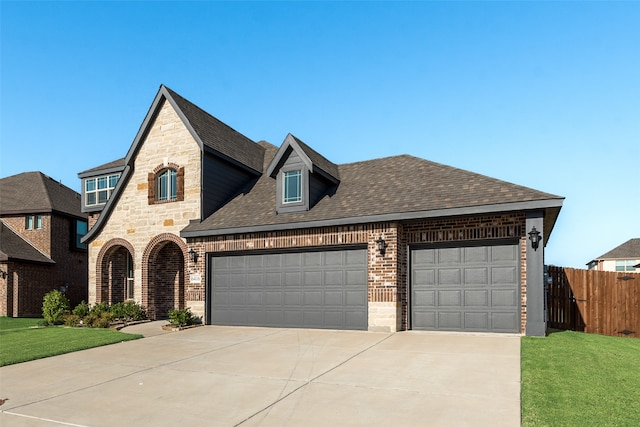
[80,85,563,335]
[0,173,88,316]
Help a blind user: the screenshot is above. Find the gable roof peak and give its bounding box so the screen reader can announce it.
[266,133,340,182]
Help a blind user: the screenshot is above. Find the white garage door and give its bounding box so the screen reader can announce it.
[411,242,520,333]
[209,248,368,330]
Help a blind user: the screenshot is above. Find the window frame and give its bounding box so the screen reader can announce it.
[73,219,88,251]
[84,173,120,207]
[282,170,303,204]
[25,214,42,230]
[155,168,178,202]
[126,252,134,300]
[615,260,637,272]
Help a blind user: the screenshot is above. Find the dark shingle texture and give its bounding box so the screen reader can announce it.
[596,238,640,259]
[164,86,264,173]
[184,152,562,233]
[0,172,83,218]
[0,221,54,263]
[78,158,126,176]
[290,135,340,180]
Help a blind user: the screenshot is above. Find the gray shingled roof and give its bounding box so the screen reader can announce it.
[164,86,265,173]
[0,221,55,264]
[78,158,126,176]
[183,147,563,235]
[0,172,84,218]
[290,135,340,180]
[594,238,640,260]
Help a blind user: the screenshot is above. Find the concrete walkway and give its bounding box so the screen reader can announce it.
[0,325,521,426]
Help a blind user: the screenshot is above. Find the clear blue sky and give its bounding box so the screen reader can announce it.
[1,1,638,268]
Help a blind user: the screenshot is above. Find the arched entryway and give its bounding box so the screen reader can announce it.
[143,235,186,320]
[97,239,135,305]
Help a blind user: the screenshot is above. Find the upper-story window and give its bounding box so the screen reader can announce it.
[25,214,42,230]
[156,168,177,201]
[615,260,637,272]
[85,174,119,207]
[148,164,184,205]
[283,170,302,203]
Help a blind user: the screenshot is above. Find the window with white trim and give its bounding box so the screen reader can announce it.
[283,170,302,203]
[155,168,177,201]
[615,260,637,272]
[126,252,134,300]
[85,174,119,206]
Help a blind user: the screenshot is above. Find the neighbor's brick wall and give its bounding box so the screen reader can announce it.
[0,213,88,316]
[87,99,201,314]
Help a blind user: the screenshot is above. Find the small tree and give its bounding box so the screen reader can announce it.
[168,307,195,327]
[42,290,70,325]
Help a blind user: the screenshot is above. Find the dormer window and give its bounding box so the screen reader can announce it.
[85,174,119,207]
[283,170,302,203]
[156,168,177,201]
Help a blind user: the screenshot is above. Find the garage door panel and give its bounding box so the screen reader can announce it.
[346,290,366,306]
[346,250,366,266]
[465,312,489,329]
[346,270,366,286]
[465,268,489,285]
[284,272,301,286]
[414,290,435,306]
[438,290,462,306]
[324,290,343,305]
[439,269,461,285]
[283,253,302,267]
[492,289,518,307]
[492,267,517,284]
[325,270,343,285]
[465,290,489,306]
[284,292,302,305]
[303,252,322,266]
[439,248,462,264]
[325,251,343,266]
[412,243,520,333]
[439,312,462,329]
[304,271,322,286]
[464,246,489,263]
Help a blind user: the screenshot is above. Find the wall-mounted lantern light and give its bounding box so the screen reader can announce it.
[0,270,7,279]
[375,236,387,256]
[188,248,199,263]
[528,226,541,251]
[59,283,69,294]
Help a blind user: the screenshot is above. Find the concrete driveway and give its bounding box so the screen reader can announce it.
[0,323,521,426]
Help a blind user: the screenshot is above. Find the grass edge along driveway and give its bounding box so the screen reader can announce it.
[521,330,640,426]
[0,317,142,367]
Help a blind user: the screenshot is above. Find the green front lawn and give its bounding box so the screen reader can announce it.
[0,317,142,366]
[522,331,640,426]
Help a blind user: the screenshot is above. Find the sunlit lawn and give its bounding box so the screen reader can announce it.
[522,331,640,426]
[0,317,142,366]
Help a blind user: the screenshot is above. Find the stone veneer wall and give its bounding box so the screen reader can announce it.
[87,99,201,311]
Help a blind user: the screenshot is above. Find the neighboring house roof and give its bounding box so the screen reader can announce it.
[0,172,84,218]
[0,221,55,264]
[590,238,640,262]
[183,144,564,237]
[78,158,126,177]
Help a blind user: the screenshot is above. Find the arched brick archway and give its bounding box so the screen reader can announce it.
[142,234,187,319]
[96,239,135,305]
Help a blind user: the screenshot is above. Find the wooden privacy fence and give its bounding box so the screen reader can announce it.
[546,266,640,338]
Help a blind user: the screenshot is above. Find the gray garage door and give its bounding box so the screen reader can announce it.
[210,249,367,330]
[411,242,520,333]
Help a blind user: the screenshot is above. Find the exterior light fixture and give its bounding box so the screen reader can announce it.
[528,226,541,251]
[0,270,7,279]
[375,236,387,256]
[59,283,69,294]
[188,248,199,263]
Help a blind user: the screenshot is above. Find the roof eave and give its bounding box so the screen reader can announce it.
[181,198,564,239]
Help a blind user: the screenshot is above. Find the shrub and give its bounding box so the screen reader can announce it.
[90,301,111,316]
[110,302,127,320]
[73,300,90,318]
[122,301,147,321]
[85,311,114,328]
[42,290,70,325]
[63,314,82,327]
[168,307,195,327]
